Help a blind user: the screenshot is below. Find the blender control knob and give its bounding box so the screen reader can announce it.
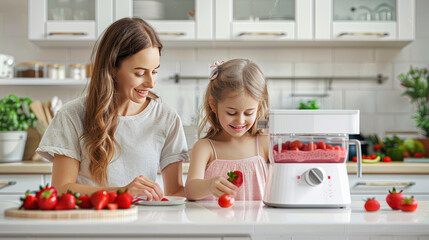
[303,168,325,186]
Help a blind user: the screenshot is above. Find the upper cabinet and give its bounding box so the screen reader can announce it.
[28,0,415,47]
[215,0,313,40]
[28,0,131,45]
[315,0,415,41]
[131,0,213,40]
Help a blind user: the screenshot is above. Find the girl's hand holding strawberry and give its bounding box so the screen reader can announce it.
[208,176,237,198]
[124,175,163,201]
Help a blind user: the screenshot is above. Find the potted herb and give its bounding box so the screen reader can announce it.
[298,99,320,109]
[399,66,429,156]
[0,94,36,162]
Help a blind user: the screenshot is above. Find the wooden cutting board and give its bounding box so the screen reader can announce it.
[4,206,138,219]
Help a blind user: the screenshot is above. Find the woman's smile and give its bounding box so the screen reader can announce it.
[134,88,149,98]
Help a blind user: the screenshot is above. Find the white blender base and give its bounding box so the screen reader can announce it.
[263,163,351,208]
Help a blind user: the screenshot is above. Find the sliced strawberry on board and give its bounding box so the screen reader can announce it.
[107,203,119,210]
[227,170,243,188]
[161,198,169,201]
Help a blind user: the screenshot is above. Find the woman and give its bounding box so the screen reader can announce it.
[37,18,188,201]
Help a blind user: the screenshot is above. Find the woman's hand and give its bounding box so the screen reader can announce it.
[124,175,164,201]
[208,176,237,198]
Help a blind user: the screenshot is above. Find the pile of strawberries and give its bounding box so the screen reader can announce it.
[218,170,243,208]
[364,187,418,212]
[274,140,345,152]
[19,184,133,211]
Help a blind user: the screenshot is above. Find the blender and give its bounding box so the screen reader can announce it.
[262,110,362,208]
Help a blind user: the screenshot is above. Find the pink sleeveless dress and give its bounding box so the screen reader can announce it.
[203,136,268,201]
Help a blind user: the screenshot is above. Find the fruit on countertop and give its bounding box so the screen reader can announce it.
[90,190,109,210]
[386,187,404,210]
[37,188,58,210]
[401,196,418,212]
[227,170,243,188]
[20,191,38,210]
[382,156,392,162]
[116,190,133,209]
[364,198,380,212]
[218,194,234,208]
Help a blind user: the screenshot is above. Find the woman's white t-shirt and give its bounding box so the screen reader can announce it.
[36,95,189,187]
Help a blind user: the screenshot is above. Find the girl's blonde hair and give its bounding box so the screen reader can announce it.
[81,18,163,186]
[198,59,269,139]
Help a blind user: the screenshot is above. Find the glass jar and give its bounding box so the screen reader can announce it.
[47,64,59,79]
[15,62,45,78]
[69,64,86,80]
[58,64,66,79]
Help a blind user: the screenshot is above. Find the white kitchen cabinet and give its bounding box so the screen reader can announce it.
[28,0,130,45]
[315,0,415,41]
[0,174,44,201]
[215,0,313,40]
[122,0,213,41]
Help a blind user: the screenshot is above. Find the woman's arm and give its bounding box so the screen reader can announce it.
[161,161,185,197]
[51,154,122,195]
[185,140,236,200]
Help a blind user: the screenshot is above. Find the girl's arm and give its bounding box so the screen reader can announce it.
[52,154,164,200]
[161,161,185,197]
[185,139,236,200]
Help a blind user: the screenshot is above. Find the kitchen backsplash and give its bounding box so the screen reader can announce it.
[1,0,429,139]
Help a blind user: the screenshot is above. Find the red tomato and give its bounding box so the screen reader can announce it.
[289,140,303,150]
[401,196,418,212]
[382,156,392,162]
[116,191,133,209]
[364,198,380,212]
[38,189,58,210]
[352,156,357,162]
[414,152,423,158]
[370,154,378,159]
[373,144,381,151]
[386,187,404,210]
[317,141,326,150]
[218,194,234,208]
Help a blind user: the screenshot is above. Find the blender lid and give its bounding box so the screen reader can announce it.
[268,109,359,134]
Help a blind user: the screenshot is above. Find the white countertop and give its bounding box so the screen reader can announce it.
[1,200,428,238]
[1,161,429,175]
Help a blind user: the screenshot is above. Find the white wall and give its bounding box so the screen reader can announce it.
[1,0,429,138]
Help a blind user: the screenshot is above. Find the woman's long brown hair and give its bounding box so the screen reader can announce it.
[81,18,163,186]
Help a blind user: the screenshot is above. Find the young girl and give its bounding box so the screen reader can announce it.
[36,18,189,200]
[185,59,270,201]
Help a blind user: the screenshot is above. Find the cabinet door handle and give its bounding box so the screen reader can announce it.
[48,32,88,36]
[337,32,389,38]
[0,181,16,190]
[238,32,287,37]
[353,181,415,189]
[158,32,186,36]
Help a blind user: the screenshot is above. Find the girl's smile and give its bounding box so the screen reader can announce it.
[134,88,149,98]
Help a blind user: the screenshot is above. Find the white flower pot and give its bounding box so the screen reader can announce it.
[0,131,28,163]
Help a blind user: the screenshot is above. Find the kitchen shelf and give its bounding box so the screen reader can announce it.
[0,78,89,86]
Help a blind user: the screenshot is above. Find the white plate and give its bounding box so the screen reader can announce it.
[134,196,186,206]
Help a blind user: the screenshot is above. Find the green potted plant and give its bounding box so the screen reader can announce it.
[0,94,37,162]
[399,66,429,156]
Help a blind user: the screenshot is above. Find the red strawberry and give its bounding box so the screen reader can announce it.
[161,198,169,201]
[37,189,58,210]
[116,190,133,209]
[227,170,243,188]
[55,190,78,210]
[77,195,92,209]
[35,184,57,199]
[317,141,326,150]
[20,191,38,210]
[386,187,404,210]
[108,191,118,203]
[326,145,333,150]
[91,190,109,210]
[107,203,118,210]
[401,196,418,212]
